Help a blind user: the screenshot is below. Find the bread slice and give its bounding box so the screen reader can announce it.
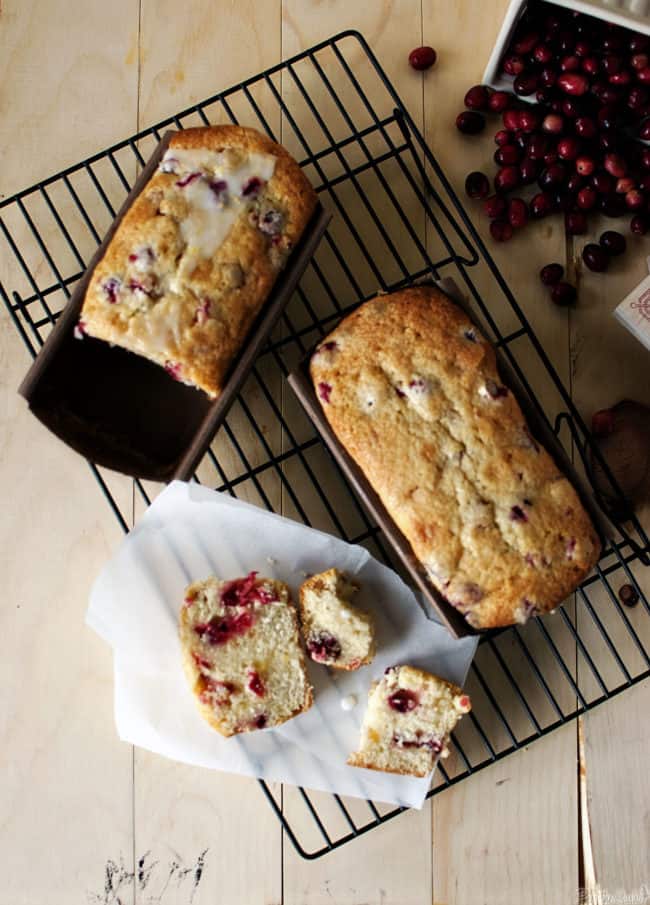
[348,665,471,777]
[180,572,313,736]
[299,568,376,670]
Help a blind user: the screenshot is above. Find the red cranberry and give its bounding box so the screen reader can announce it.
[591,171,614,194]
[456,111,486,134]
[630,34,650,54]
[615,177,635,194]
[642,148,650,169]
[582,243,610,272]
[307,632,341,662]
[242,177,263,197]
[602,31,624,54]
[582,56,600,76]
[503,109,521,131]
[514,72,539,96]
[566,172,583,194]
[539,67,557,88]
[465,171,490,199]
[508,197,528,228]
[527,133,548,160]
[164,361,182,381]
[618,584,640,607]
[503,54,525,76]
[543,150,559,167]
[542,113,564,134]
[513,31,539,55]
[494,165,520,193]
[195,611,255,645]
[488,90,512,112]
[518,109,539,132]
[176,171,202,188]
[561,54,581,72]
[254,714,267,729]
[388,689,419,713]
[563,209,586,236]
[247,670,265,697]
[534,44,553,64]
[494,129,512,146]
[574,116,596,138]
[530,191,553,218]
[551,282,577,306]
[638,119,650,140]
[557,137,580,160]
[539,163,567,189]
[637,67,650,84]
[610,70,632,86]
[540,262,564,285]
[599,230,626,255]
[558,30,575,54]
[557,73,589,95]
[519,157,539,185]
[574,40,591,58]
[602,54,622,76]
[577,185,597,209]
[490,219,514,242]
[494,145,521,166]
[626,189,645,210]
[627,86,649,110]
[464,85,490,110]
[631,213,648,235]
[317,381,332,403]
[631,54,649,71]
[484,194,507,219]
[638,173,650,193]
[561,97,583,118]
[408,46,437,70]
[575,156,596,177]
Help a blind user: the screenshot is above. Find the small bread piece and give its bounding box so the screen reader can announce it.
[180,572,313,736]
[79,125,317,397]
[310,285,601,629]
[348,665,471,777]
[299,568,376,670]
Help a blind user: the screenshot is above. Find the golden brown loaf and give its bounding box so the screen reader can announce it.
[310,285,601,629]
[78,125,317,397]
[179,572,313,736]
[348,665,471,777]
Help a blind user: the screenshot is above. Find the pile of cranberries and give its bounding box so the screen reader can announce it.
[451,3,650,303]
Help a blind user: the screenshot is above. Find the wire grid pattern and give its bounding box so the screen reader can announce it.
[1,31,649,859]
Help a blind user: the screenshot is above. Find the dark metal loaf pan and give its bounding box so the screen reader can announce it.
[18,130,330,482]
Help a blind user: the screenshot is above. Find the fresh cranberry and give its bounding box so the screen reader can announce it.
[539,163,567,189]
[557,73,589,95]
[557,137,580,160]
[610,70,632,86]
[582,243,610,272]
[599,230,626,256]
[494,129,512,146]
[254,714,268,729]
[565,210,587,235]
[317,381,332,403]
[630,35,650,54]
[626,189,645,210]
[539,67,557,88]
[540,262,563,285]
[408,45,437,70]
[519,157,539,185]
[577,185,597,209]
[456,111,485,134]
[582,56,600,76]
[533,44,553,64]
[602,54,622,76]
[221,572,276,606]
[604,153,627,178]
[464,85,490,110]
[639,119,650,141]
[542,113,564,134]
[575,156,596,177]
[503,54,525,76]
[508,197,528,228]
[307,632,341,663]
[631,54,649,71]
[560,54,580,72]
[490,219,513,242]
[164,361,182,381]
[484,195,507,219]
[494,165,520,193]
[176,171,202,188]
[488,91,512,112]
[247,669,265,697]
[631,213,648,235]
[518,109,539,132]
[592,408,615,436]
[195,610,255,645]
[530,192,553,218]
[503,109,522,131]
[513,31,539,55]
[618,584,640,607]
[638,67,650,84]
[494,145,521,166]
[616,177,636,194]
[526,133,548,160]
[574,116,596,138]
[561,97,583,118]
[591,171,614,194]
[387,689,419,713]
[551,282,577,306]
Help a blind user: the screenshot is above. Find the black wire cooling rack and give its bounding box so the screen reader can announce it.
[2,31,649,860]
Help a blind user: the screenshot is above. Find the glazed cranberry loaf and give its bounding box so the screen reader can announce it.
[348,665,471,777]
[78,125,317,397]
[299,568,376,670]
[310,285,601,629]
[180,572,313,736]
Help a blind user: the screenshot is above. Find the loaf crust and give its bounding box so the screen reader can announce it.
[310,285,601,629]
[79,125,317,397]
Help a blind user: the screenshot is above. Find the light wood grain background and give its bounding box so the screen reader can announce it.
[1,1,649,904]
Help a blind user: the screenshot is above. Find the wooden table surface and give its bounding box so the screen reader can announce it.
[1,1,649,903]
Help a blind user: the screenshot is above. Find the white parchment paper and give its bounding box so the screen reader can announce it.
[87,481,477,808]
